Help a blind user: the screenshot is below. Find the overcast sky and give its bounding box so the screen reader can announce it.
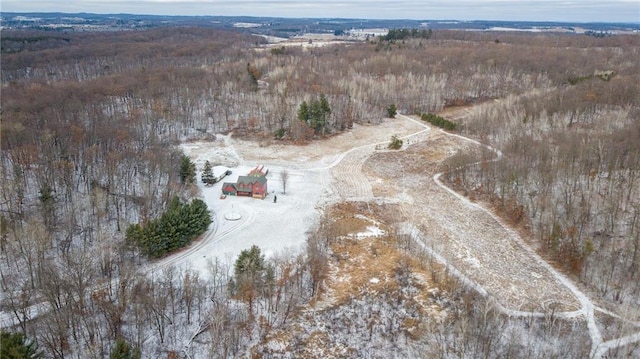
[2,0,639,23]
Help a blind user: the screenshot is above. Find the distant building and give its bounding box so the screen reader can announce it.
[247,165,269,177]
[346,28,389,40]
[221,165,268,199]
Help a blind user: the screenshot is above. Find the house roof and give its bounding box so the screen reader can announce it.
[237,175,267,186]
[221,182,236,189]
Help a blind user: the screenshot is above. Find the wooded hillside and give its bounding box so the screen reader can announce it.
[1,26,639,358]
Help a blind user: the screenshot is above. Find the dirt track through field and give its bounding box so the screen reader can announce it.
[328,112,640,358]
[331,145,375,198]
[339,119,579,312]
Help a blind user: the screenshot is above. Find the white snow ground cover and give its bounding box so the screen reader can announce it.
[168,160,330,276]
[173,118,422,276]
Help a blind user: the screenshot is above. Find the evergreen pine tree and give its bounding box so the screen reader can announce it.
[234,245,266,285]
[109,338,141,359]
[180,155,196,185]
[201,160,215,185]
[387,104,397,118]
[309,100,322,133]
[299,95,332,136]
[125,223,144,247]
[232,245,266,312]
[1,331,43,359]
[318,94,331,135]
[297,100,309,124]
[125,197,212,258]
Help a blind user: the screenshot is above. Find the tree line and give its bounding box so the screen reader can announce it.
[421,112,457,131]
[125,197,212,258]
[295,94,332,138]
[380,28,433,41]
[450,68,640,304]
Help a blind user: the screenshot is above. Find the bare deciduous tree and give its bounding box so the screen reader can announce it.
[280,169,289,194]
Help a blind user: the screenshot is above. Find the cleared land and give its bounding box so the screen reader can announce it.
[175,105,638,357]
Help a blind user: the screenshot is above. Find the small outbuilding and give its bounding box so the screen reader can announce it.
[248,165,269,177]
[212,166,230,183]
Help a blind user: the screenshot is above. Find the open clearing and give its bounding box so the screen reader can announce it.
[180,113,577,312]
[178,106,639,358]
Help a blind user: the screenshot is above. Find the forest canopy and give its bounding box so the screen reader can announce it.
[1,25,639,358]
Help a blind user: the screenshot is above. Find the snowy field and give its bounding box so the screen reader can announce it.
[168,162,330,274]
[173,118,423,276]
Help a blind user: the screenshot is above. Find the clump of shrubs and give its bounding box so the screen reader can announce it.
[388,134,403,150]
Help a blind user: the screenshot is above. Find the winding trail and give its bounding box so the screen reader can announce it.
[2,107,639,358]
[327,112,640,358]
[412,114,639,358]
[428,126,605,355]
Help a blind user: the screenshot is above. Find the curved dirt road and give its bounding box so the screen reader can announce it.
[330,112,640,358]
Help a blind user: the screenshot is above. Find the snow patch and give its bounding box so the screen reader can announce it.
[355,225,386,238]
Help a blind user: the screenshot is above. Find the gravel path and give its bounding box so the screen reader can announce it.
[333,112,640,358]
[358,126,579,312]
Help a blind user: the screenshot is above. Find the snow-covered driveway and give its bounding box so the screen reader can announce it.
[180,111,639,358]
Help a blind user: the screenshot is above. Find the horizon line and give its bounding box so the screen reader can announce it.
[2,11,639,26]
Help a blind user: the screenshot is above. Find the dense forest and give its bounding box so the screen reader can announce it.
[1,25,639,358]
